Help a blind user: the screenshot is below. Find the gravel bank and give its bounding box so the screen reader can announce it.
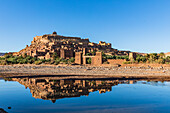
[1,64,170,79]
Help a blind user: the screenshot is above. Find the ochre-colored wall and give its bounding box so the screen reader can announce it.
[107,59,125,65]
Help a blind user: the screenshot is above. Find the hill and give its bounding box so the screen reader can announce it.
[13,32,130,59]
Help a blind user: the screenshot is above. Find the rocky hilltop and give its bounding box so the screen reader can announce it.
[13,32,130,60]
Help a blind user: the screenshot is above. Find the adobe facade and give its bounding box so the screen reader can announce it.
[129,52,137,61]
[75,50,102,65]
[13,32,130,60]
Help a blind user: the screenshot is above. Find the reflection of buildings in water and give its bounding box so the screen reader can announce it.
[11,78,136,103]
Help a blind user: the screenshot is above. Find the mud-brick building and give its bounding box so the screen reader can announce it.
[13,32,131,60]
[75,51,102,65]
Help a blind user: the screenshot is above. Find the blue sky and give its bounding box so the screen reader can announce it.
[0,0,170,53]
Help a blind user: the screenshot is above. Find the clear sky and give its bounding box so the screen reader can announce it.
[0,0,170,53]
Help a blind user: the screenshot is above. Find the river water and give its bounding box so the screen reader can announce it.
[1,77,170,113]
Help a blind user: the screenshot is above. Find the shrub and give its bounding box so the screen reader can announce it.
[60,59,68,64]
[34,60,42,65]
[26,56,32,60]
[91,51,96,56]
[50,60,55,64]
[0,57,5,60]
[31,57,37,62]
[54,60,60,65]
[40,59,46,63]
[68,57,75,63]
[123,61,132,64]
[141,57,147,63]
[27,60,33,64]
[46,59,51,62]
[22,59,28,64]
[86,58,91,64]
[86,53,92,56]
[4,54,13,58]
[106,55,116,59]
[157,58,165,64]
[103,61,109,64]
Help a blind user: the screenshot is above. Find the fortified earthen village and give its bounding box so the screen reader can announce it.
[12,32,136,65]
[2,31,169,79]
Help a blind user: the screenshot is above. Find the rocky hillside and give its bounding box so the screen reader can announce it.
[13,32,130,57]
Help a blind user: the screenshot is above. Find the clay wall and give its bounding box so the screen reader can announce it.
[75,52,82,64]
[45,52,51,60]
[93,52,102,65]
[107,59,125,65]
[129,52,137,60]
[65,50,74,59]
[60,49,65,58]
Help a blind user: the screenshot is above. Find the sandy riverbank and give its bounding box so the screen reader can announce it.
[1,64,170,79]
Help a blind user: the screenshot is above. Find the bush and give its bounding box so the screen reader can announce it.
[106,55,116,59]
[86,58,91,64]
[54,60,60,65]
[4,54,13,58]
[40,59,46,63]
[26,56,32,60]
[86,53,92,56]
[31,57,37,62]
[27,60,33,64]
[68,57,75,63]
[60,59,68,64]
[46,59,51,62]
[0,57,5,60]
[157,58,165,64]
[34,60,42,65]
[123,61,132,64]
[103,61,109,64]
[22,59,28,64]
[50,60,55,64]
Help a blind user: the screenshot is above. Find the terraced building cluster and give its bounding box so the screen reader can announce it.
[13,32,130,60]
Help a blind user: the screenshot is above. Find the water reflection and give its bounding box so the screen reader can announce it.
[5,77,139,103]
[2,77,170,113]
